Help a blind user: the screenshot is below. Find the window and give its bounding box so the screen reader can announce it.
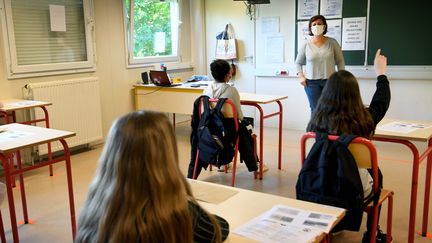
[124,0,181,66]
[0,0,95,78]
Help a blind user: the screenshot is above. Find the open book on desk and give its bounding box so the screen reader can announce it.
[233,204,345,243]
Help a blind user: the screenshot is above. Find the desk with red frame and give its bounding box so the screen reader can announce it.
[134,84,288,178]
[374,119,432,243]
[0,99,55,176]
[0,123,76,242]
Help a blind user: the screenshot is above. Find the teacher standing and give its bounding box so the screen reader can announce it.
[295,15,345,113]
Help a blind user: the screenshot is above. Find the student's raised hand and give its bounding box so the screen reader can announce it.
[374,49,387,76]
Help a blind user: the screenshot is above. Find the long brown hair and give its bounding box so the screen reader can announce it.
[75,111,221,243]
[307,70,375,138]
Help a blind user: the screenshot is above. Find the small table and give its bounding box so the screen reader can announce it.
[0,123,76,242]
[374,118,432,243]
[0,99,55,176]
[189,180,345,242]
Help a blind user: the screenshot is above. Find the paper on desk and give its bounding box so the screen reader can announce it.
[233,204,339,243]
[377,121,432,134]
[4,100,44,108]
[189,180,238,204]
[0,130,34,142]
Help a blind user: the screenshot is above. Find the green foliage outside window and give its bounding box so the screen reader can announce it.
[126,0,173,58]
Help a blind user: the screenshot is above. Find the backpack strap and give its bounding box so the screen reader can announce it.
[214,98,227,113]
[337,134,358,146]
[202,95,210,113]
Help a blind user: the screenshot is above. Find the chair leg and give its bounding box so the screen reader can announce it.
[192,150,200,180]
[386,193,394,243]
[0,210,5,243]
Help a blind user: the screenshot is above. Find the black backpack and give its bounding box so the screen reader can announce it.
[296,133,365,231]
[196,96,236,167]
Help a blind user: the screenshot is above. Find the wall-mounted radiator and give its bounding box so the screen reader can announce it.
[24,77,103,155]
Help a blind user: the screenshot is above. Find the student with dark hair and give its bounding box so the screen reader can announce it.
[76,111,229,243]
[205,59,243,120]
[296,14,345,113]
[306,49,390,242]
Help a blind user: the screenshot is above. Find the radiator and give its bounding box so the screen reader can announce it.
[24,77,103,155]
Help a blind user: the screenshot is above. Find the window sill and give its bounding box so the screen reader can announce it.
[126,62,194,71]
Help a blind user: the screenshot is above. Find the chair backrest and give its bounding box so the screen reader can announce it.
[197,97,238,130]
[301,132,380,193]
[208,99,235,118]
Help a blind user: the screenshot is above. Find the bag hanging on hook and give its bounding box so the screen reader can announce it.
[215,23,237,60]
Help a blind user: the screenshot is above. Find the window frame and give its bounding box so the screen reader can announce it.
[123,0,182,68]
[0,0,96,79]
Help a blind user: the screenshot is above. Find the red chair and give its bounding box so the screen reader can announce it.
[301,132,394,243]
[192,97,261,187]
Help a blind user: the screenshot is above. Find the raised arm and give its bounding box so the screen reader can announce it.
[368,49,391,125]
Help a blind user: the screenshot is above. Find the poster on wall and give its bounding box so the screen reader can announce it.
[261,17,280,34]
[297,0,319,20]
[342,17,366,50]
[297,21,310,51]
[320,0,343,19]
[324,19,342,46]
[265,35,285,63]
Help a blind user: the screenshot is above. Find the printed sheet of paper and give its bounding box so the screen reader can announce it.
[377,121,432,134]
[233,204,340,243]
[4,100,45,108]
[320,0,343,19]
[0,130,35,143]
[189,180,238,204]
[297,0,319,20]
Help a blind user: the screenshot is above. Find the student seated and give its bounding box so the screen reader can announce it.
[75,111,229,243]
[187,59,258,178]
[306,49,390,242]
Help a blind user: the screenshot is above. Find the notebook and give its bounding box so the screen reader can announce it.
[149,70,182,87]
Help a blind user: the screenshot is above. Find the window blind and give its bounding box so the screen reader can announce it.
[11,0,87,65]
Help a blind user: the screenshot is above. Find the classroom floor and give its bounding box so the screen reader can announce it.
[0,121,431,242]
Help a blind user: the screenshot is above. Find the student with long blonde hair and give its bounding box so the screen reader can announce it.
[75,111,229,243]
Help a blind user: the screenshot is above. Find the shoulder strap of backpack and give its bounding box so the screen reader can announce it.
[202,95,210,113]
[214,98,227,112]
[336,134,358,146]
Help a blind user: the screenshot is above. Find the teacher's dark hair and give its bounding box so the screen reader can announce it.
[210,59,231,83]
[308,15,328,36]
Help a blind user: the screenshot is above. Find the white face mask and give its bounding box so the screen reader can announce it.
[311,25,325,36]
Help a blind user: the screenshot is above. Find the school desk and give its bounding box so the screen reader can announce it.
[374,118,432,243]
[134,84,288,178]
[189,179,345,242]
[0,99,55,177]
[0,123,76,243]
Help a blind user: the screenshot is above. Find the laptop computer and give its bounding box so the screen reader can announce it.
[149,70,182,87]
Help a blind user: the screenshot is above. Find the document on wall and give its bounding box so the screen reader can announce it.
[325,19,342,46]
[320,0,343,19]
[49,5,66,32]
[377,121,432,134]
[265,35,285,63]
[342,17,366,50]
[297,0,319,20]
[233,204,342,243]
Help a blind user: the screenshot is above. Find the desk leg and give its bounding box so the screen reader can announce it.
[0,111,10,123]
[41,106,54,177]
[374,138,419,243]
[59,139,76,239]
[0,154,20,243]
[15,152,29,224]
[421,139,432,236]
[276,100,283,170]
